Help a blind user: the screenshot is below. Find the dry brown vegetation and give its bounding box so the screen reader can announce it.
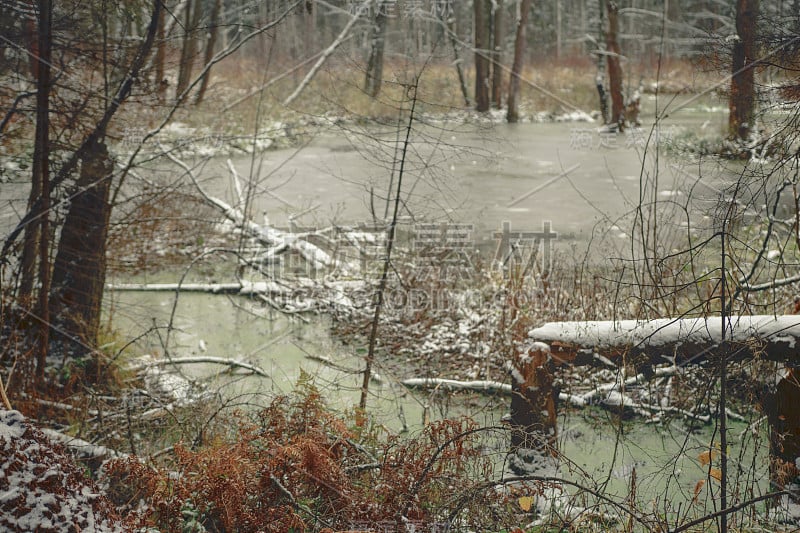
[104,383,522,533]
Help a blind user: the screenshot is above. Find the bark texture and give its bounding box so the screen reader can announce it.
[605,0,625,128]
[729,0,759,140]
[49,141,114,354]
[491,0,504,108]
[506,0,532,123]
[474,0,490,112]
[364,1,389,97]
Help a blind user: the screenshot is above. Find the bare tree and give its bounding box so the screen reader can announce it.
[176,0,203,98]
[194,0,223,105]
[605,0,625,129]
[31,0,53,382]
[507,0,532,123]
[438,0,470,106]
[154,3,166,101]
[729,0,760,140]
[474,0,491,112]
[364,1,390,97]
[2,0,162,390]
[491,0,505,108]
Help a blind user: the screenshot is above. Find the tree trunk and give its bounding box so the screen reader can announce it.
[440,0,470,106]
[605,0,625,129]
[19,3,49,303]
[729,0,759,140]
[33,0,53,382]
[555,0,562,59]
[595,0,609,123]
[155,3,166,101]
[506,0,532,123]
[364,1,389,98]
[176,0,202,98]
[765,368,800,496]
[474,0,490,112]
[491,0,504,108]
[49,141,114,360]
[194,0,222,105]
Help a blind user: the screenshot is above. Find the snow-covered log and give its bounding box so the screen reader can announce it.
[107,280,289,295]
[129,356,270,378]
[517,316,800,497]
[163,145,355,275]
[401,378,512,394]
[40,428,125,463]
[528,315,800,364]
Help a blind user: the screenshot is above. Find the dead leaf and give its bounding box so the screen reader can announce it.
[693,479,706,503]
[518,496,534,512]
[698,449,717,466]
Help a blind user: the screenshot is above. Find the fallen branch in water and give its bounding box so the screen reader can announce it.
[107,280,289,295]
[401,377,511,394]
[129,356,269,378]
[163,145,353,274]
[400,376,737,423]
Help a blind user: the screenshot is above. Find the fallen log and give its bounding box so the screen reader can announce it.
[512,315,800,492]
[40,428,126,463]
[529,315,800,365]
[129,356,270,378]
[163,145,356,275]
[107,280,288,295]
[401,377,511,395]
[399,377,587,407]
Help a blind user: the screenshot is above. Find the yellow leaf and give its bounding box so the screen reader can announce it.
[710,467,722,482]
[693,479,706,503]
[698,449,717,466]
[518,496,534,512]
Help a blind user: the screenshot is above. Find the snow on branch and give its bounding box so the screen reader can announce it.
[40,428,126,462]
[162,146,354,275]
[129,356,270,378]
[528,315,800,363]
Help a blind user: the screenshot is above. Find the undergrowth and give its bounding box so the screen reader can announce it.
[105,381,524,533]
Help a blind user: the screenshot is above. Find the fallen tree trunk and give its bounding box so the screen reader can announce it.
[401,377,511,395]
[398,372,738,421]
[107,281,288,295]
[529,315,800,365]
[163,146,355,275]
[515,315,800,493]
[41,428,125,462]
[129,356,270,378]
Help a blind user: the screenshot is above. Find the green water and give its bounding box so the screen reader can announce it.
[107,284,774,524]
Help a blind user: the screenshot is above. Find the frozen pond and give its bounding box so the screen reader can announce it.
[178,96,733,257]
[106,97,739,418]
[105,97,779,514]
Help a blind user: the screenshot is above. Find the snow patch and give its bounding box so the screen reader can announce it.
[0,410,26,440]
[529,341,551,353]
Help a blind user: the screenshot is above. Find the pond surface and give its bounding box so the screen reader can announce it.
[183,94,733,254]
[105,98,781,514]
[109,284,773,517]
[109,96,731,412]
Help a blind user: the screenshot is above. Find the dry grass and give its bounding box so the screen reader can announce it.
[172,54,720,134]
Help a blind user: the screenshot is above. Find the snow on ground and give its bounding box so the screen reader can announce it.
[0,410,128,532]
